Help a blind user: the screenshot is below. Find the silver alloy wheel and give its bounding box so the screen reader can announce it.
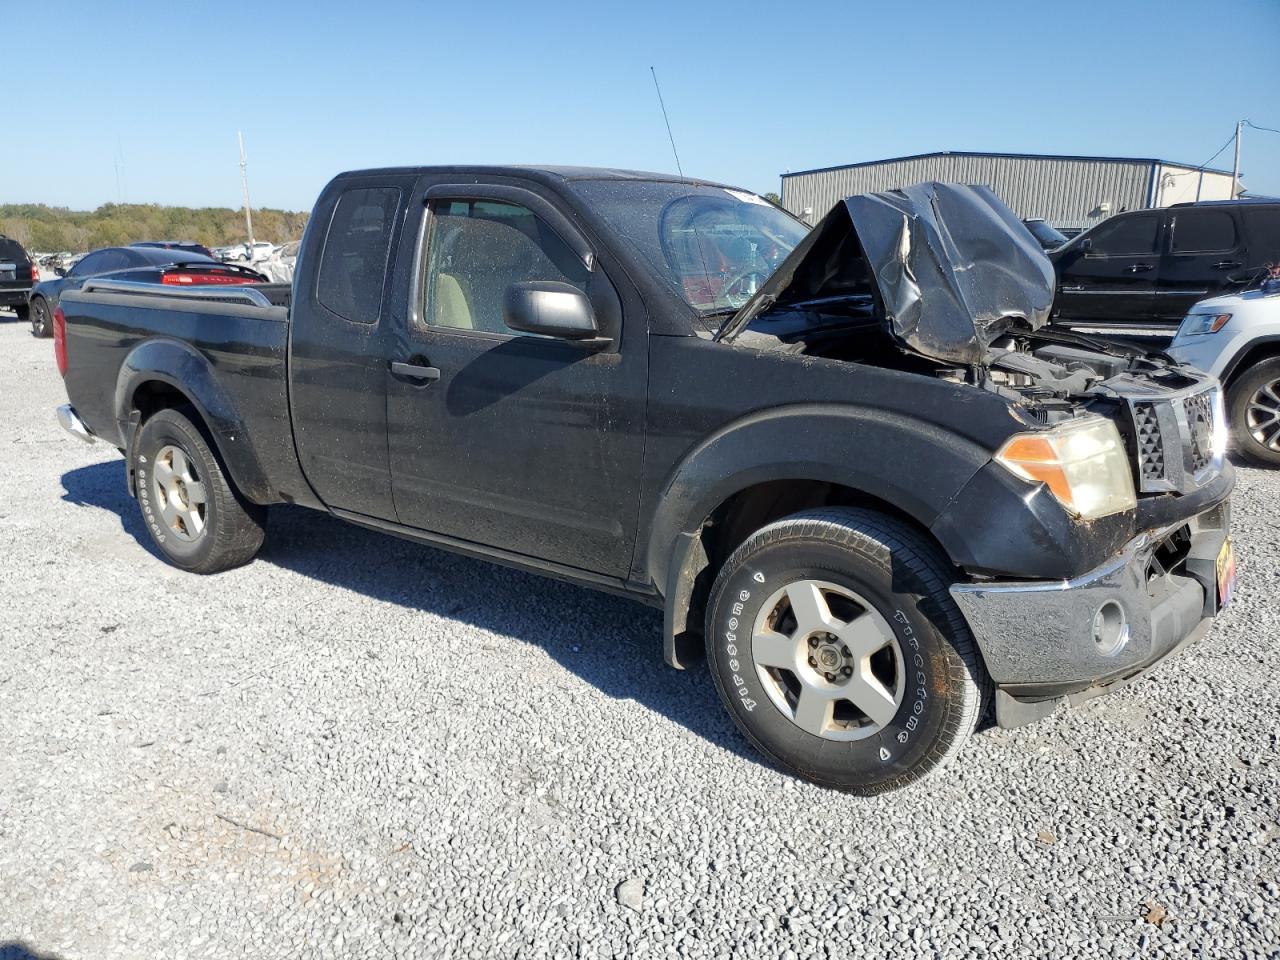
[152,444,208,542]
[1246,379,1280,451]
[751,579,904,741]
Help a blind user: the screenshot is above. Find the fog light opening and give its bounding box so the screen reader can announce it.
[1093,601,1129,656]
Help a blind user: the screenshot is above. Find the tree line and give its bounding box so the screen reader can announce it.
[0,203,309,253]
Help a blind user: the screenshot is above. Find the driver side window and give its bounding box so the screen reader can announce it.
[418,200,588,335]
[1089,214,1159,256]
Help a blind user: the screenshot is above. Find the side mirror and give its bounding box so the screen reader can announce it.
[503,280,600,341]
[54,266,67,277]
[1078,237,1093,253]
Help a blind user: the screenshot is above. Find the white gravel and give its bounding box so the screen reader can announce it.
[0,312,1277,959]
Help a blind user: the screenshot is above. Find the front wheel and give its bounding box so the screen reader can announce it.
[133,407,266,573]
[1228,358,1280,467]
[704,508,988,793]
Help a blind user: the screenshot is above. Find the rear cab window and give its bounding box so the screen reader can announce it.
[316,186,404,323]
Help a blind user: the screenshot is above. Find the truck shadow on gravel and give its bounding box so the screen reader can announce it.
[0,944,62,960]
[60,460,763,769]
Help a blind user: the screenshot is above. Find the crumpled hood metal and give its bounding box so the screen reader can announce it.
[718,182,1055,366]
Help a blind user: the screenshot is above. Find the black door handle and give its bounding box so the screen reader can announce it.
[1125,263,1154,273]
[390,360,441,382]
[1214,260,1242,270]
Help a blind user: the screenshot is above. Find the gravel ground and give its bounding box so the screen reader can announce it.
[0,312,1276,959]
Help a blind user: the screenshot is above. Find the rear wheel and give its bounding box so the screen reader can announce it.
[1228,357,1280,467]
[704,507,987,793]
[29,297,50,338]
[133,407,266,572]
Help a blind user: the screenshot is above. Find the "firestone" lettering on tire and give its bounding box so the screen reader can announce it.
[893,610,927,746]
[135,458,167,545]
[723,576,760,713]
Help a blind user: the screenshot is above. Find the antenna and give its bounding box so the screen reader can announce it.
[649,66,684,178]
[238,131,256,248]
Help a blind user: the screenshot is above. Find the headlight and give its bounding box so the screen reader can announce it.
[1181,312,1231,336]
[995,415,1136,520]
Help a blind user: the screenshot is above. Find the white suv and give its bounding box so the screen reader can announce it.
[1168,269,1280,465]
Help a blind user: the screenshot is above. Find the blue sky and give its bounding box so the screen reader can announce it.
[6,0,1279,211]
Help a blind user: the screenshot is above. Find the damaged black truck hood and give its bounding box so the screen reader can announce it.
[716,182,1055,366]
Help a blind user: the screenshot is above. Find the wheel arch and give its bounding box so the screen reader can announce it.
[1221,335,1280,391]
[646,405,992,668]
[115,338,274,502]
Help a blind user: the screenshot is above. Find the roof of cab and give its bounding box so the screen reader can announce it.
[332,164,733,189]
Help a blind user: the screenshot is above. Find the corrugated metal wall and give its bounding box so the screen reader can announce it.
[781,154,1155,231]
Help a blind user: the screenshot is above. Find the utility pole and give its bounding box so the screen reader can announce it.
[238,131,255,248]
[1231,119,1243,199]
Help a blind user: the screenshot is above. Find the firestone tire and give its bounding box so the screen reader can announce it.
[1227,358,1280,467]
[133,407,266,573]
[704,507,988,794]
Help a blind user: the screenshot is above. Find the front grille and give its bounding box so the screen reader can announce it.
[1125,386,1219,494]
[1133,402,1166,484]
[1184,390,1213,473]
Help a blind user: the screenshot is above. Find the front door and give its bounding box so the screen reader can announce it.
[386,185,648,578]
[1054,212,1163,324]
[1159,208,1247,321]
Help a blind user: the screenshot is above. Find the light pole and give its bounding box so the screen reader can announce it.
[238,131,255,249]
[1231,119,1243,199]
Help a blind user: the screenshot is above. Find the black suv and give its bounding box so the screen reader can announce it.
[1050,199,1280,327]
[0,235,37,323]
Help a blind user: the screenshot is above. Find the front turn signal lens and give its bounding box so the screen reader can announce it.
[1199,313,1232,334]
[995,416,1136,520]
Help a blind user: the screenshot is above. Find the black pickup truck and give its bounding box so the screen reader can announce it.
[54,167,1236,793]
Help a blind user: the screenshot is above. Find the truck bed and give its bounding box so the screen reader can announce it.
[58,280,307,504]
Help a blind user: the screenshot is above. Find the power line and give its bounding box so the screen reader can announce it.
[1243,119,1280,136]
[1163,127,1238,178]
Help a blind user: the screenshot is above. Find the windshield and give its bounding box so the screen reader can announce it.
[1025,220,1067,247]
[571,180,810,313]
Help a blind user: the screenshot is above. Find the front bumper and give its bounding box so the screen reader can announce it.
[951,495,1232,728]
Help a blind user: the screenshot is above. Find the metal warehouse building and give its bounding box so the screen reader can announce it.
[780,151,1242,231]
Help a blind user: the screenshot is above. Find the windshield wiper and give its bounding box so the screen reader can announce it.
[1028,324,1172,361]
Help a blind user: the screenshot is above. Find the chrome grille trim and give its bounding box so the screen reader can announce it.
[1132,402,1165,484]
[1126,385,1221,494]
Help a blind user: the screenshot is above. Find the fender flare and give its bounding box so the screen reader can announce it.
[114,337,274,502]
[645,404,993,666]
[1219,333,1280,387]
